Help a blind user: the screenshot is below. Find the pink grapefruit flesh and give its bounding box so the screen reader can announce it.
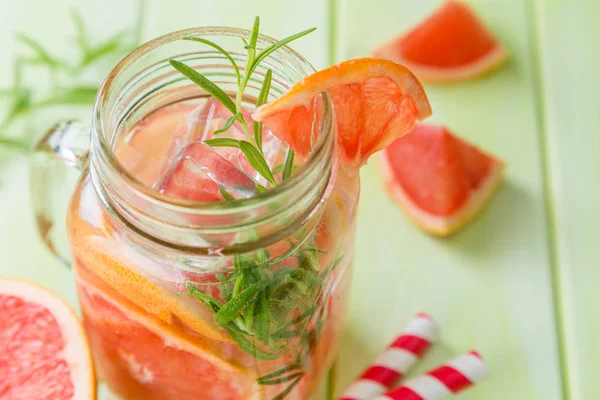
[253,58,432,168]
[0,278,95,400]
[373,0,509,83]
[378,124,503,235]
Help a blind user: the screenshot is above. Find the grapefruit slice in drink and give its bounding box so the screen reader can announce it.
[253,58,432,167]
[76,274,263,400]
[0,278,95,400]
[67,192,234,344]
[378,124,503,235]
[373,0,509,83]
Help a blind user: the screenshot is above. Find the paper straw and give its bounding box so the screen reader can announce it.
[372,351,487,400]
[339,313,439,400]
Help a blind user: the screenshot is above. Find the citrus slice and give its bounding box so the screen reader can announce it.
[373,0,508,83]
[0,278,95,400]
[67,183,233,344]
[76,275,263,400]
[71,235,233,344]
[378,124,503,235]
[253,58,432,167]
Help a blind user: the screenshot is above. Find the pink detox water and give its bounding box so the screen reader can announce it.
[67,96,361,399]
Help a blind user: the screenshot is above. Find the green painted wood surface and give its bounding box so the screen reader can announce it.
[335,1,563,399]
[532,0,600,398]
[0,0,597,399]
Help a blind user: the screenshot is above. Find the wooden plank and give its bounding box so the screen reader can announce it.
[333,0,564,399]
[532,0,600,398]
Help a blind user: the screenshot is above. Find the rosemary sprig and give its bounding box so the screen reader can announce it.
[213,115,241,135]
[282,149,295,181]
[239,140,276,185]
[70,9,134,70]
[183,37,241,85]
[182,243,342,398]
[16,33,64,68]
[258,372,304,386]
[249,27,316,77]
[171,17,332,399]
[218,185,235,201]
[272,375,304,400]
[170,60,237,113]
[36,86,99,106]
[254,68,272,150]
[256,363,302,384]
[171,16,313,187]
[0,2,146,153]
[215,280,267,326]
[204,138,241,148]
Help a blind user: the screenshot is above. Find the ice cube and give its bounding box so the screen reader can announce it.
[149,99,245,184]
[159,142,259,201]
[140,98,289,190]
[115,103,205,187]
[261,127,288,172]
[195,99,289,185]
[153,102,222,187]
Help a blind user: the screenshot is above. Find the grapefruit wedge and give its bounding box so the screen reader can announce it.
[373,0,508,83]
[0,278,95,400]
[378,124,503,235]
[253,58,432,167]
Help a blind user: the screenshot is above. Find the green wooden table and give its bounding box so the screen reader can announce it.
[0,0,597,399]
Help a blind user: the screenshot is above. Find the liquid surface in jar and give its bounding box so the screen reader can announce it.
[113,98,295,201]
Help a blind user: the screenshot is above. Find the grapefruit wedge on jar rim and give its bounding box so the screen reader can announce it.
[253,57,432,167]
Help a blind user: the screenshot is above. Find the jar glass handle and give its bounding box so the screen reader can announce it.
[30,120,91,267]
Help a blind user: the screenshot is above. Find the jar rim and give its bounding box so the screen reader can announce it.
[92,26,335,216]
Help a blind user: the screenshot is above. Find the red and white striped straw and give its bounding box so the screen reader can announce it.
[372,351,488,400]
[339,313,439,400]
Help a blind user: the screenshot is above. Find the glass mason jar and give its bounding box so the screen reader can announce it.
[31,27,360,400]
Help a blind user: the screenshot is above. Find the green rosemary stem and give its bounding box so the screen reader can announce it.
[232,275,244,297]
[234,17,261,144]
[233,74,254,143]
[235,73,254,143]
